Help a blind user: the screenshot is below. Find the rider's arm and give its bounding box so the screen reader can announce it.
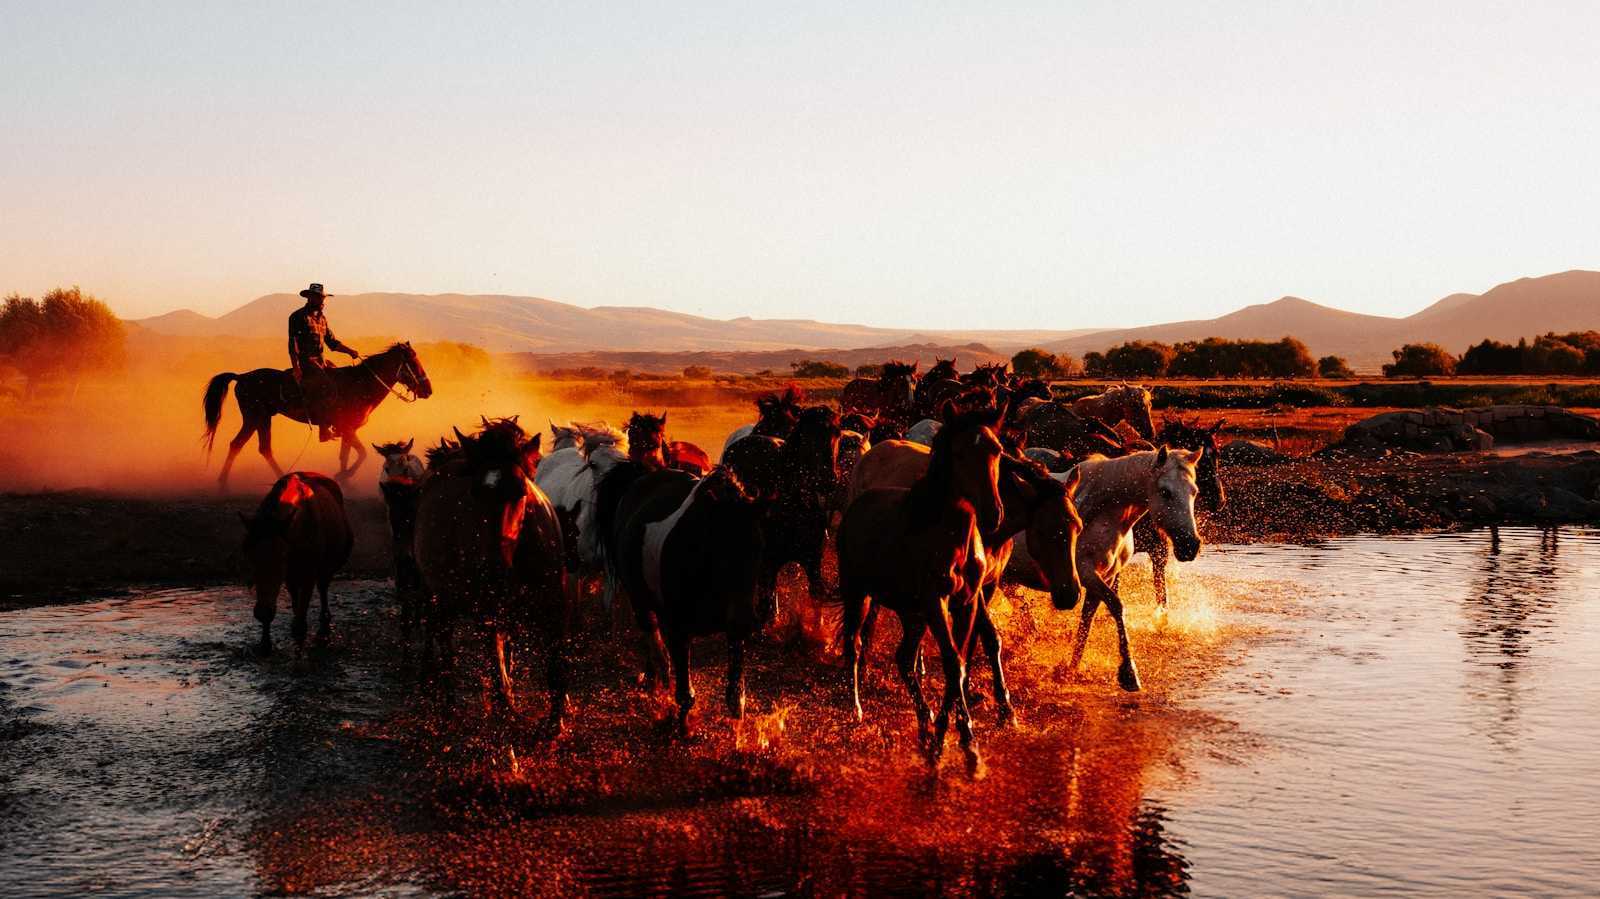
[324,326,358,358]
[288,329,301,372]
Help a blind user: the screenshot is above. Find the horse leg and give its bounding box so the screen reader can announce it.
[253,587,276,656]
[290,581,312,654]
[801,547,830,636]
[894,613,932,748]
[337,435,368,482]
[1145,523,1171,607]
[927,608,978,771]
[973,598,1014,726]
[1100,583,1142,692]
[841,585,869,721]
[541,634,570,738]
[725,636,745,719]
[668,631,694,735]
[257,418,283,478]
[1067,591,1103,674]
[220,421,255,491]
[316,577,333,641]
[494,629,518,712]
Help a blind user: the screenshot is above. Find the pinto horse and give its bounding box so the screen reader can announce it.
[840,360,919,427]
[239,472,353,656]
[1070,383,1156,441]
[837,404,1005,770]
[1133,418,1226,605]
[203,342,433,490]
[615,466,766,732]
[1059,447,1202,691]
[413,418,570,732]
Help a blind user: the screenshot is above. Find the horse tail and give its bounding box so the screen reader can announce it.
[202,372,239,453]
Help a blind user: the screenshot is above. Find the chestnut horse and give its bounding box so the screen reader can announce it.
[239,472,353,656]
[837,404,1005,770]
[413,418,570,733]
[203,342,434,490]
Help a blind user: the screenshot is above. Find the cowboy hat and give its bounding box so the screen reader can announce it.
[299,282,333,300]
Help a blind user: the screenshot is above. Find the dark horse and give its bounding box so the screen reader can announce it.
[615,466,766,733]
[1023,400,1126,460]
[840,360,919,428]
[721,406,842,632]
[1134,418,1226,605]
[239,472,353,656]
[374,439,425,631]
[203,342,434,490]
[837,404,1005,770]
[413,418,570,733]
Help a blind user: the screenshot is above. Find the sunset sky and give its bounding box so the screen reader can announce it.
[3,2,1596,328]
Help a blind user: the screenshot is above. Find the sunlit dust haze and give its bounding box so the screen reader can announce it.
[0,336,752,493]
[3,3,1599,329]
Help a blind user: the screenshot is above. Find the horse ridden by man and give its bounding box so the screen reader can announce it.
[202,283,433,490]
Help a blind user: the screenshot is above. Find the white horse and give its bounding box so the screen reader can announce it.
[1020,447,1201,691]
[534,422,630,607]
[905,418,941,446]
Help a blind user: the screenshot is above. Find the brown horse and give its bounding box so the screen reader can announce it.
[836,404,1005,770]
[203,342,433,490]
[1023,401,1127,460]
[374,439,425,631]
[721,384,807,456]
[840,360,919,427]
[852,445,1085,726]
[239,472,354,656]
[413,418,570,732]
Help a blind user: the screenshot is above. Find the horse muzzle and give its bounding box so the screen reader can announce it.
[1172,534,1202,562]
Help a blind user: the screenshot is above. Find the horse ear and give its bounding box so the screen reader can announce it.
[524,433,542,453]
[404,438,414,452]
[1211,418,1227,433]
[454,426,468,444]
[371,443,383,454]
[660,412,668,426]
[1182,447,1203,467]
[1059,466,1082,496]
[1154,445,1169,468]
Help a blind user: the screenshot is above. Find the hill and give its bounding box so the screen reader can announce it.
[130,291,1097,354]
[1050,270,1600,371]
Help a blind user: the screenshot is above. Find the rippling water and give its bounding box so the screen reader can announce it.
[1,527,1596,897]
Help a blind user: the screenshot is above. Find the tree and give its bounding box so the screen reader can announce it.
[1011,347,1075,379]
[853,363,883,378]
[682,364,714,379]
[790,359,849,379]
[1082,351,1108,377]
[1317,355,1355,379]
[1102,341,1174,378]
[0,287,126,391]
[1382,343,1456,377]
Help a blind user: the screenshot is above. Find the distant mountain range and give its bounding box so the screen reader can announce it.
[1046,270,1600,371]
[130,292,1096,355]
[130,271,1600,372]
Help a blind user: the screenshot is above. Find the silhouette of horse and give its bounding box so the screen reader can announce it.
[1133,418,1226,605]
[203,342,433,490]
[239,472,353,656]
[914,358,961,414]
[851,443,1085,726]
[1061,447,1202,691]
[1023,401,1128,460]
[1071,384,1156,441]
[721,406,842,630]
[413,418,570,732]
[837,403,1005,770]
[374,439,425,630]
[841,360,919,427]
[615,466,766,733]
[721,384,807,456]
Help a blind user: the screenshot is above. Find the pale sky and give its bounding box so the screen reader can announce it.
[2,2,1597,327]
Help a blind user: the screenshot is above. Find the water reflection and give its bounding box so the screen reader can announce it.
[1461,526,1568,750]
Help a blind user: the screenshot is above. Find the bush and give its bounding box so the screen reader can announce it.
[853,363,883,378]
[1103,341,1175,378]
[682,364,714,379]
[1011,347,1074,379]
[0,287,126,388]
[1082,351,1108,377]
[1382,343,1457,377]
[1318,355,1355,379]
[790,359,849,379]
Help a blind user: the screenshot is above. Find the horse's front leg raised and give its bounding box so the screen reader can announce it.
[257,418,283,479]
[339,435,368,481]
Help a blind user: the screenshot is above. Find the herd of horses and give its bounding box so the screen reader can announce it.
[225,353,1226,770]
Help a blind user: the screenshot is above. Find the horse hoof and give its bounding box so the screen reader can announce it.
[1117,663,1142,692]
[852,702,864,723]
[963,747,984,778]
[966,688,989,708]
[726,694,745,720]
[997,704,1017,728]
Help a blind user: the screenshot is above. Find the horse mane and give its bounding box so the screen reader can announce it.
[880,360,918,380]
[574,421,626,449]
[373,440,412,456]
[426,417,529,472]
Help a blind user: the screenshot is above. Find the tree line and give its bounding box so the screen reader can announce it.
[1,287,126,392]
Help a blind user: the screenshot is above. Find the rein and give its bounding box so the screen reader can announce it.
[365,355,420,403]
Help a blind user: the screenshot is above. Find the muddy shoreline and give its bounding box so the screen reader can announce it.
[4,449,1598,608]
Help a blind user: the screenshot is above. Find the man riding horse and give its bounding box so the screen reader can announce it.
[288,283,362,441]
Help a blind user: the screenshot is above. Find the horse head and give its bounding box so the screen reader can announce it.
[1007,457,1084,610]
[626,411,669,468]
[549,421,584,451]
[786,405,843,487]
[1149,446,1203,561]
[933,401,1007,534]
[372,342,433,400]
[1159,416,1226,511]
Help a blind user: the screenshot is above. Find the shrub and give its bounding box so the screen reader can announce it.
[1382,343,1457,377]
[1102,341,1175,377]
[1011,347,1072,379]
[1317,355,1355,379]
[853,363,883,378]
[790,359,849,379]
[682,364,714,379]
